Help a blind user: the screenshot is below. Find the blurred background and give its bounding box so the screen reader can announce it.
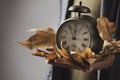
[0,0,60,80]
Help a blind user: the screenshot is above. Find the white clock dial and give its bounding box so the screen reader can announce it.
[57,19,91,52]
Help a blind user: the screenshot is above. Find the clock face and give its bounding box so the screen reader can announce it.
[56,19,91,52]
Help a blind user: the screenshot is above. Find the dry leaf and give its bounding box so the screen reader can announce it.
[32,49,58,60]
[60,47,71,58]
[71,48,95,67]
[19,27,56,49]
[97,17,116,42]
[81,48,95,59]
[71,53,85,66]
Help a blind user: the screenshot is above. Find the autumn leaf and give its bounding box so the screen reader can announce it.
[97,17,116,42]
[19,27,56,49]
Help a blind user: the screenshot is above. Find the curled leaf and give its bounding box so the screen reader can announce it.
[60,47,71,58]
[71,48,95,67]
[97,17,116,42]
[32,49,58,60]
[19,27,56,49]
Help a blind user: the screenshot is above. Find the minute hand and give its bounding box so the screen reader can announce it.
[68,25,74,36]
[74,27,77,36]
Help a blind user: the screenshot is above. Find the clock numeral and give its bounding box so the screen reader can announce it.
[83,38,89,41]
[62,41,67,46]
[61,36,66,39]
[82,32,88,35]
[72,44,77,48]
[63,29,68,33]
[81,43,87,48]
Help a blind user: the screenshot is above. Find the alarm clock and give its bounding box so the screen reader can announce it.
[56,1,103,53]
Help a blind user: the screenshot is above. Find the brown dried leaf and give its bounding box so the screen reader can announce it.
[97,17,116,42]
[71,48,95,67]
[32,49,58,60]
[19,27,56,49]
[86,58,96,65]
[82,48,95,59]
[98,40,120,57]
[60,47,71,58]
[71,53,85,66]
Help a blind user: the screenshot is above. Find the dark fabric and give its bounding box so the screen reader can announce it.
[101,0,119,22]
[99,69,111,80]
[100,0,120,80]
[101,0,120,40]
[100,54,120,80]
[109,54,120,80]
[52,66,71,80]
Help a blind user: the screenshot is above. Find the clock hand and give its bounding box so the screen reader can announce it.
[74,27,77,36]
[74,23,77,36]
[73,27,77,40]
[68,25,77,40]
[68,25,74,37]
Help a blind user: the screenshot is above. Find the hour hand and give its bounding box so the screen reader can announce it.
[68,25,77,40]
[68,25,74,36]
[74,28,77,36]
